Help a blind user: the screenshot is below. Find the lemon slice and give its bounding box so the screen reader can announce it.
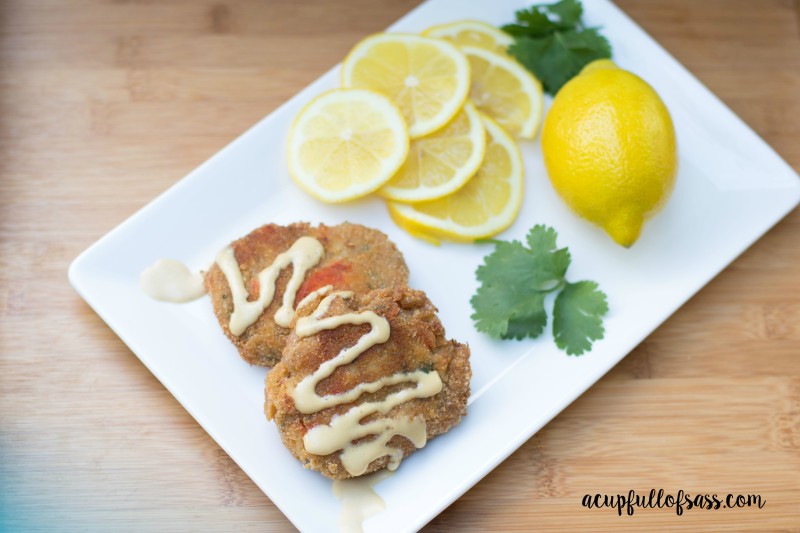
[287,88,409,203]
[461,46,543,139]
[341,33,470,139]
[379,101,486,203]
[423,20,512,56]
[387,114,523,243]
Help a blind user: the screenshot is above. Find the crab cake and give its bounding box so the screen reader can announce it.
[265,287,471,480]
[204,223,409,367]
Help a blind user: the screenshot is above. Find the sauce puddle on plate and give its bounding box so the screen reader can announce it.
[333,469,393,533]
[140,259,205,303]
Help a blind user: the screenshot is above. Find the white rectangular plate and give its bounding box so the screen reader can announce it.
[69,0,800,531]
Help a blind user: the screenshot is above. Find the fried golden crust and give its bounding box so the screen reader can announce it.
[204,223,409,367]
[265,287,471,480]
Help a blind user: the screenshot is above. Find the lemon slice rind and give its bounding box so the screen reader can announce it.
[379,101,486,203]
[461,45,543,139]
[287,88,409,203]
[422,20,513,54]
[341,33,471,139]
[387,114,523,242]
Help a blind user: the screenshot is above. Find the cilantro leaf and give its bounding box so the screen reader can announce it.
[471,226,570,340]
[471,225,609,355]
[503,297,547,340]
[510,10,556,36]
[470,281,547,339]
[502,0,583,38]
[501,23,545,39]
[547,0,583,28]
[509,28,611,94]
[475,241,533,286]
[526,224,558,249]
[552,281,608,355]
[501,0,612,94]
[525,225,571,290]
[471,276,528,337]
[471,240,552,338]
[475,240,567,292]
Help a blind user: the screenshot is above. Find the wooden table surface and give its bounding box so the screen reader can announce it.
[1,0,799,531]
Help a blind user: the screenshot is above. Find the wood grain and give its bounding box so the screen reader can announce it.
[1,0,798,531]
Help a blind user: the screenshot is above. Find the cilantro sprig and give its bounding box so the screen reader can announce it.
[501,0,612,95]
[471,225,608,355]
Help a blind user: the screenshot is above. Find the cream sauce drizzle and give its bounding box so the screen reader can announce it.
[292,291,443,476]
[216,236,324,336]
[140,259,206,303]
[296,284,334,313]
[333,469,393,533]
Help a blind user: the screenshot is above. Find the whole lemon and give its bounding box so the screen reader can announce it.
[541,60,677,247]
